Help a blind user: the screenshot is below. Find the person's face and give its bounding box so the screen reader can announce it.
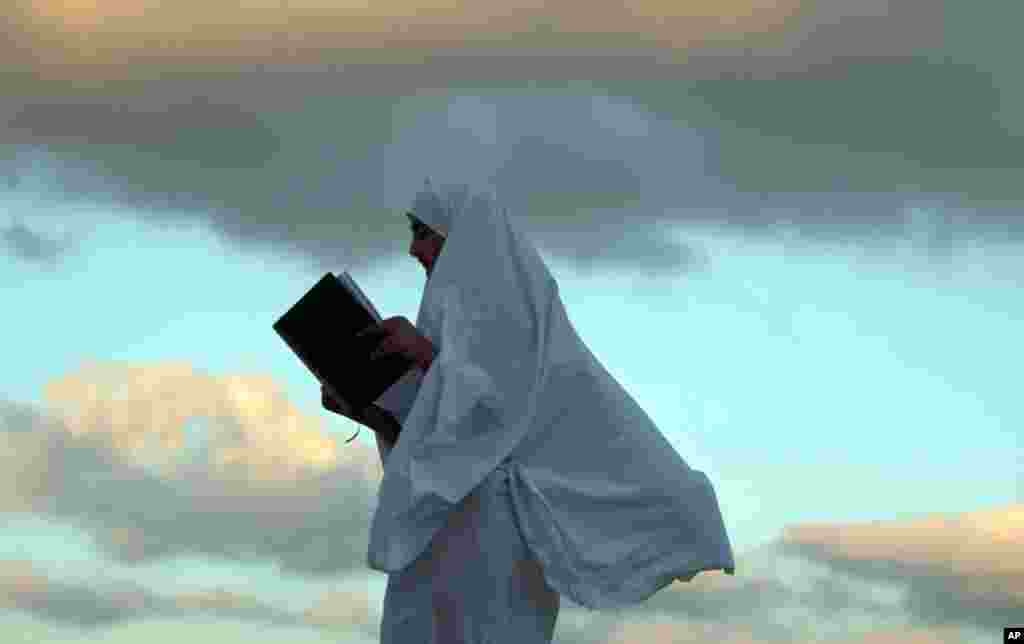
[408,219,445,277]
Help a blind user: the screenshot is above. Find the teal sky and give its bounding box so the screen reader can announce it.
[2,183,1021,644]
[4,195,1020,556]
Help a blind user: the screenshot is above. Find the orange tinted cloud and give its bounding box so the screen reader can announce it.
[173,588,264,612]
[41,359,378,487]
[0,361,383,574]
[0,560,48,605]
[782,504,1024,627]
[11,0,805,74]
[783,505,1024,586]
[303,588,377,631]
[0,428,56,512]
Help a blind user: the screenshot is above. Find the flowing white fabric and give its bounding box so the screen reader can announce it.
[368,183,735,610]
[378,462,560,644]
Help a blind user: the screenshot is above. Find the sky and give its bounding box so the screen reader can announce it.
[2,1,1022,643]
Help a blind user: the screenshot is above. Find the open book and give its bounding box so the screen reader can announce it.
[273,272,423,438]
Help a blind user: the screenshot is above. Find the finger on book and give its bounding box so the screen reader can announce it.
[355,324,385,338]
[369,336,396,360]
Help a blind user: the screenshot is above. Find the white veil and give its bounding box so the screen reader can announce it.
[369,181,735,610]
[370,180,556,564]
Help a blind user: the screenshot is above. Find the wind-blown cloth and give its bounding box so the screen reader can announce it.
[368,183,735,610]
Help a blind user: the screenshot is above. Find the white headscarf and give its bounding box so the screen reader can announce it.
[371,177,556,547]
[406,179,457,238]
[369,181,735,610]
[377,178,555,500]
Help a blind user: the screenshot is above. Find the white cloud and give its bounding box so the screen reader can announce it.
[781,504,1024,631]
[1,361,383,575]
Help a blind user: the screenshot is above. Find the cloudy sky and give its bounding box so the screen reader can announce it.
[2,1,1021,642]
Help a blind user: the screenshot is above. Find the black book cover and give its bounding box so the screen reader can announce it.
[273,272,415,415]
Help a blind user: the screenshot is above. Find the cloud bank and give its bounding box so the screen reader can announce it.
[782,506,1024,631]
[1,358,1018,642]
[0,558,385,639]
[3,1,1021,275]
[1,361,382,576]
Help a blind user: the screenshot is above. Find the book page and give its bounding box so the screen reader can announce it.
[338,271,382,322]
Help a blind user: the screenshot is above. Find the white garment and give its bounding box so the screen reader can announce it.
[379,462,559,644]
[368,183,735,611]
[374,369,560,643]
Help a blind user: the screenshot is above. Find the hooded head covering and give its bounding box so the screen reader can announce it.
[405,179,459,238]
[370,181,735,610]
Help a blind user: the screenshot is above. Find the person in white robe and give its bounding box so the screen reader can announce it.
[330,181,736,644]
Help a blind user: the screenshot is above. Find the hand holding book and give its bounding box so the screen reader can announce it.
[274,272,423,444]
[274,272,417,410]
[357,316,436,372]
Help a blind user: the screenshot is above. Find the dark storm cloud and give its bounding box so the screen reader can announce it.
[4,92,281,169]
[2,0,1022,274]
[4,88,720,273]
[639,58,1024,200]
